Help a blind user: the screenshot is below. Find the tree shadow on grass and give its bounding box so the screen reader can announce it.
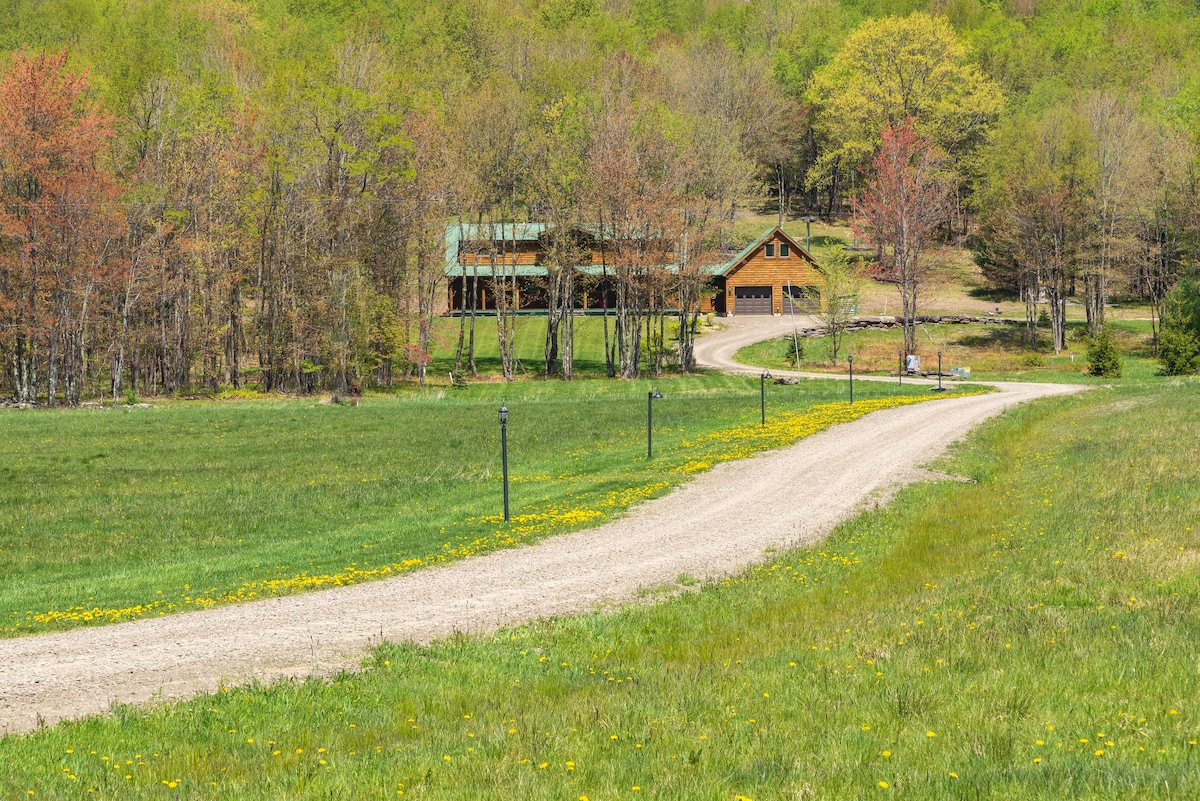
[950,323,1034,352]
[967,286,1017,302]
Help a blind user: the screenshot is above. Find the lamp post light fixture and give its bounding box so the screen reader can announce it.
[498,405,510,522]
[647,389,663,459]
[848,354,854,404]
[804,215,816,250]
[760,370,772,425]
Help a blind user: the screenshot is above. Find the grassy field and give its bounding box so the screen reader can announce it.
[1,376,1195,798]
[0,374,962,638]
[426,316,619,378]
[736,319,1161,384]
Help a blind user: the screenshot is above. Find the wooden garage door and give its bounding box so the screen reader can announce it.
[734,285,772,315]
[784,286,820,314]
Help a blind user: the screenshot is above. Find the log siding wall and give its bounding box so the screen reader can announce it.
[724,232,824,316]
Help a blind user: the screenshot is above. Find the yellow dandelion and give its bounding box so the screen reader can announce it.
[877,780,889,789]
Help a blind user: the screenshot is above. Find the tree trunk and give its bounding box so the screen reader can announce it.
[47,329,60,408]
[469,270,478,376]
[562,273,575,381]
[1048,267,1068,354]
[1022,269,1039,348]
[544,266,562,378]
[12,335,36,404]
[113,269,136,407]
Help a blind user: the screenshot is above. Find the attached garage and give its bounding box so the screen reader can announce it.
[783,285,820,314]
[715,227,827,317]
[734,285,773,315]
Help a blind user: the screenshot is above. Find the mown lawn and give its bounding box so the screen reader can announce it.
[426,315,618,378]
[1,376,1195,799]
[0,374,957,637]
[737,319,1162,384]
[425,314,730,380]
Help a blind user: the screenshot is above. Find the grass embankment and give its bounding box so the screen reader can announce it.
[3,375,1195,798]
[738,319,1161,383]
[0,375,961,638]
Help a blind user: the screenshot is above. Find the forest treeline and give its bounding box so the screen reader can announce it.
[3,0,1200,403]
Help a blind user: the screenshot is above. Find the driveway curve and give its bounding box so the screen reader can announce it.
[0,319,1085,734]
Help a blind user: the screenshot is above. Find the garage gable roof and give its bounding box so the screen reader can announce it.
[719,226,823,279]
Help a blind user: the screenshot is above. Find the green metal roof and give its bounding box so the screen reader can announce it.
[446,263,693,278]
[444,223,550,275]
[444,223,760,278]
[720,230,772,274]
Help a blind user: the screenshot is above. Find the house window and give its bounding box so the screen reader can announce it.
[764,243,776,257]
[780,243,790,257]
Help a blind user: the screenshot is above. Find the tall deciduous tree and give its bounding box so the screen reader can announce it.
[0,48,123,405]
[852,122,951,356]
[979,107,1090,353]
[1078,92,1147,336]
[807,13,1002,205]
[817,247,864,365]
[1133,121,1195,349]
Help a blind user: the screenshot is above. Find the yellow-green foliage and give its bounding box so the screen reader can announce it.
[806,12,1004,184]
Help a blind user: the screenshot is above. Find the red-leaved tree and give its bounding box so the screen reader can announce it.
[852,121,952,356]
[0,48,123,405]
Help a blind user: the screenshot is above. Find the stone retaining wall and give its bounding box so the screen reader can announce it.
[793,314,1007,338]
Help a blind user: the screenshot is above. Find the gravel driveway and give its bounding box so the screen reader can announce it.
[0,319,1085,734]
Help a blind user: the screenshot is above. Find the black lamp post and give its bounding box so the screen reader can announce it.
[935,350,945,392]
[848,355,854,404]
[760,370,772,425]
[898,349,903,386]
[647,389,663,459]
[498,405,510,522]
